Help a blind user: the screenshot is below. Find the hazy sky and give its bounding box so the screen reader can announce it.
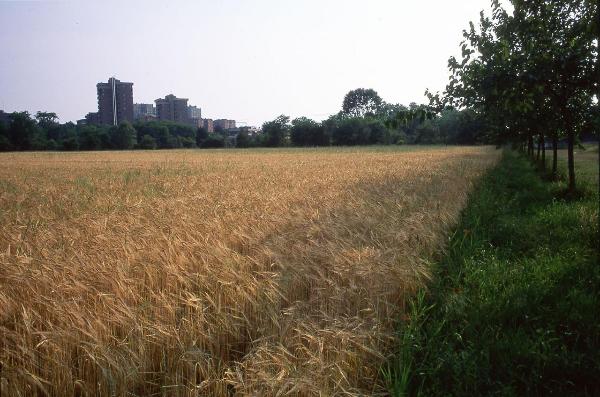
[0,0,491,126]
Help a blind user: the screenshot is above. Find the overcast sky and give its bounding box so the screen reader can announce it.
[0,0,492,126]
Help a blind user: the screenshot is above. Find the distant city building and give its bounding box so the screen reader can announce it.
[188,105,202,120]
[84,112,99,125]
[225,126,258,137]
[137,114,158,122]
[77,112,98,126]
[188,118,203,128]
[133,103,156,120]
[239,126,259,136]
[214,119,236,131]
[187,106,202,128]
[97,77,134,125]
[155,94,189,124]
[0,110,10,126]
[201,118,214,133]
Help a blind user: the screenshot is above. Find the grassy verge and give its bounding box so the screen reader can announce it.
[384,150,600,396]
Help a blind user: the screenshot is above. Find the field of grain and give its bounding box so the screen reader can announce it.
[0,147,499,396]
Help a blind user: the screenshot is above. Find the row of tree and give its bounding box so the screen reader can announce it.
[0,99,490,152]
[429,0,598,193]
[0,112,210,151]
[253,87,490,147]
[256,106,488,148]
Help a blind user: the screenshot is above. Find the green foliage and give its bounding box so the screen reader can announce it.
[157,126,177,148]
[434,0,598,191]
[342,88,383,117]
[327,116,389,146]
[60,125,79,151]
[201,133,225,148]
[413,120,439,144]
[235,130,251,148]
[0,122,10,151]
[34,111,58,127]
[248,92,488,149]
[167,123,196,140]
[385,151,600,396]
[111,122,137,149]
[45,139,57,151]
[385,104,434,132]
[330,116,367,145]
[134,120,195,149]
[30,128,49,150]
[178,136,196,148]
[35,111,61,143]
[77,125,107,150]
[433,108,490,144]
[8,112,38,150]
[262,115,290,147]
[138,134,157,150]
[290,117,328,146]
[196,126,209,147]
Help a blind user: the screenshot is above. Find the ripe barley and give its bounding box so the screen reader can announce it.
[0,147,499,396]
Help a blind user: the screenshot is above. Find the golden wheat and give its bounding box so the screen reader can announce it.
[0,147,499,396]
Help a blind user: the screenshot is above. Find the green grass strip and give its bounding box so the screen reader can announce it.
[384,150,600,396]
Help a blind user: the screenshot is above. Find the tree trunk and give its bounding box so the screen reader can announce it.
[567,129,576,193]
[540,132,546,170]
[552,134,558,178]
[528,135,534,157]
[536,137,541,162]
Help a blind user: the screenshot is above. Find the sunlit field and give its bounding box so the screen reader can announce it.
[558,144,599,186]
[0,147,499,395]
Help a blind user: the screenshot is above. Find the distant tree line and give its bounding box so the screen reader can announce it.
[0,112,210,151]
[0,90,491,152]
[256,105,489,148]
[428,0,597,194]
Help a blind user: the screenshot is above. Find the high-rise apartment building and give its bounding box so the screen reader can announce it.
[201,118,214,133]
[155,94,189,124]
[214,119,236,130]
[187,105,202,128]
[188,105,202,120]
[97,77,134,125]
[85,112,100,125]
[133,103,156,120]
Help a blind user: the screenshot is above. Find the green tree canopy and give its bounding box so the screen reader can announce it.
[111,122,137,149]
[262,115,290,147]
[139,134,157,149]
[8,112,39,150]
[342,88,383,117]
[235,130,251,148]
[433,0,597,192]
[290,117,327,146]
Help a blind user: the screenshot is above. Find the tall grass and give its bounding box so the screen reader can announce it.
[0,147,499,395]
[385,150,600,396]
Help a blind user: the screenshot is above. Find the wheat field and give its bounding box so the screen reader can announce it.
[0,146,499,396]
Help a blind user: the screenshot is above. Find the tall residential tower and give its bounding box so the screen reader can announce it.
[133,103,156,120]
[97,77,134,125]
[155,94,189,124]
